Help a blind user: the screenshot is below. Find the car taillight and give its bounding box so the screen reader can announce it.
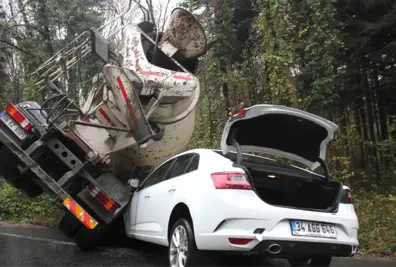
[211,172,252,190]
[88,184,120,213]
[5,104,33,132]
[347,190,354,204]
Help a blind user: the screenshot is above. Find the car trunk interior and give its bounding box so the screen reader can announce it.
[219,151,342,212]
[249,167,341,212]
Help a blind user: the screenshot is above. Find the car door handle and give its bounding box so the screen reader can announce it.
[144,193,151,199]
[168,187,176,193]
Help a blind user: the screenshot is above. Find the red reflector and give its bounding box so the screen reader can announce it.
[5,104,32,131]
[228,238,252,245]
[211,172,252,190]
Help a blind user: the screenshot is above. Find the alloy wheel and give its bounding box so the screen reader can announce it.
[169,225,189,267]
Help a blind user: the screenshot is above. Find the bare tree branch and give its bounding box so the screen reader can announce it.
[132,0,150,21]
[144,0,155,26]
[160,0,171,31]
[0,40,32,55]
[106,0,120,15]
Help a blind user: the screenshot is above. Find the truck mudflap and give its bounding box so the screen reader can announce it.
[63,196,98,230]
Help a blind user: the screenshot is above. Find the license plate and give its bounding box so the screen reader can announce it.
[1,113,28,140]
[290,220,337,239]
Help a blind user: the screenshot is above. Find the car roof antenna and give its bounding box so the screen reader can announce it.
[229,129,243,165]
[317,157,331,182]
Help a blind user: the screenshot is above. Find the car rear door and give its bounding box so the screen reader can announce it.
[152,153,200,237]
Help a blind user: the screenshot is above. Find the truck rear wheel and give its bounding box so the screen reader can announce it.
[74,224,109,251]
[58,212,81,238]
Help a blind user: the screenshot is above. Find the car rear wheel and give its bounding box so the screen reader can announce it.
[169,218,205,267]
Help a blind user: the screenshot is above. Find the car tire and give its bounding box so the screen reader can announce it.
[310,256,332,266]
[169,218,205,267]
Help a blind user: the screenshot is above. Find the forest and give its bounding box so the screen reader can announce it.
[1,0,396,256]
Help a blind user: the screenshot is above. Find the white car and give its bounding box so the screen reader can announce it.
[124,104,359,267]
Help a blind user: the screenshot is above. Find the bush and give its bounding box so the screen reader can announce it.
[329,156,396,255]
[0,180,63,227]
[354,189,396,255]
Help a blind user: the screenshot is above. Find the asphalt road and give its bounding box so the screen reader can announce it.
[0,223,395,267]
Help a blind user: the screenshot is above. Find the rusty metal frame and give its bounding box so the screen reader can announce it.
[0,124,129,224]
[0,128,69,200]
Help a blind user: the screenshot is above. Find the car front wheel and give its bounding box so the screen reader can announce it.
[169,218,203,267]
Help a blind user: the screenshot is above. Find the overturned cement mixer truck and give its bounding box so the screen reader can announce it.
[0,2,210,249]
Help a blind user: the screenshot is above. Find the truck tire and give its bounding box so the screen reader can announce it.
[0,147,42,197]
[74,224,109,251]
[58,212,81,238]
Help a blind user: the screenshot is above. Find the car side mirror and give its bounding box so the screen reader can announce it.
[128,179,140,189]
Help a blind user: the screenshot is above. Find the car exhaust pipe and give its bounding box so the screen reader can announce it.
[268,244,281,254]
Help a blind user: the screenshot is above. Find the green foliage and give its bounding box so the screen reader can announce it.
[299,0,341,111]
[330,156,355,184]
[252,0,298,106]
[354,189,396,255]
[0,180,63,227]
[3,0,106,104]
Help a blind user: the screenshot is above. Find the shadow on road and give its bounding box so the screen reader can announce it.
[102,234,279,267]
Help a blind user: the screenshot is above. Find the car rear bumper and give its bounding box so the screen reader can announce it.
[193,190,359,256]
[197,231,358,255]
[251,239,358,257]
[197,233,358,257]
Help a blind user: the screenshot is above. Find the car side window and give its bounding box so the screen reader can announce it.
[184,154,200,173]
[165,154,195,180]
[140,159,175,189]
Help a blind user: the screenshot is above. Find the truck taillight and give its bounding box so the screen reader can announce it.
[211,172,252,190]
[88,184,120,213]
[5,104,32,131]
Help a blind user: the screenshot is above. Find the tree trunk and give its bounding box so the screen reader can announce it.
[202,71,214,147]
[37,0,54,55]
[362,64,380,180]
[0,4,10,107]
